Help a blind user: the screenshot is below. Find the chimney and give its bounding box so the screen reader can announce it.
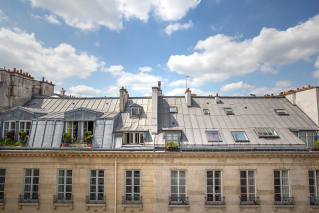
[185,88,192,107]
[152,85,159,134]
[292,91,296,106]
[20,70,22,74]
[60,88,66,96]
[42,77,45,82]
[215,93,220,103]
[13,68,16,72]
[119,87,128,112]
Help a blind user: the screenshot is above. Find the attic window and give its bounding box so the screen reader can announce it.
[123,132,145,144]
[169,107,177,113]
[131,107,140,118]
[231,131,249,142]
[255,128,279,138]
[203,109,210,115]
[275,109,289,115]
[224,108,234,115]
[206,131,222,142]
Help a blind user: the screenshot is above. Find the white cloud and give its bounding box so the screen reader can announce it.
[313,56,319,79]
[166,87,214,96]
[220,81,255,92]
[0,28,104,80]
[249,81,294,96]
[44,14,61,25]
[29,0,200,31]
[69,85,101,96]
[165,20,193,35]
[31,13,42,19]
[106,85,120,96]
[138,66,152,72]
[95,42,100,47]
[101,65,124,76]
[168,78,205,87]
[0,9,8,21]
[260,64,278,74]
[167,14,319,83]
[211,26,222,31]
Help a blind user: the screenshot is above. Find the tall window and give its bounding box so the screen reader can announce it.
[123,133,144,144]
[19,121,31,134]
[58,170,72,201]
[83,121,94,133]
[0,169,5,201]
[207,171,222,201]
[89,170,104,200]
[125,170,140,201]
[274,170,289,202]
[171,171,186,202]
[24,169,39,200]
[166,133,179,144]
[240,170,256,202]
[309,170,319,199]
[3,122,15,138]
[300,132,314,148]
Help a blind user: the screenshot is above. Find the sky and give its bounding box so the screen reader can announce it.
[0,0,319,97]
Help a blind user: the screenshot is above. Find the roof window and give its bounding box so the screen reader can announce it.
[203,109,210,115]
[275,109,289,115]
[169,107,178,113]
[224,108,234,115]
[231,131,249,142]
[129,103,142,118]
[206,131,222,142]
[255,128,279,138]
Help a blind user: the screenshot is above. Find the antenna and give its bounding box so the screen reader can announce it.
[186,76,189,89]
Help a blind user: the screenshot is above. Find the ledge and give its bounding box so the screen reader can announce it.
[240,205,260,212]
[205,205,225,211]
[168,204,189,211]
[53,203,73,210]
[18,202,39,209]
[122,204,143,211]
[309,205,319,212]
[85,203,106,210]
[273,205,294,211]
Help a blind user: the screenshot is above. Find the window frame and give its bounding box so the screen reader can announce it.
[254,128,279,138]
[130,107,140,118]
[23,168,39,200]
[125,170,141,201]
[89,170,104,201]
[240,170,256,199]
[206,170,222,201]
[206,131,222,142]
[274,170,290,199]
[165,132,180,145]
[309,170,319,198]
[3,121,15,139]
[275,109,289,115]
[203,109,210,115]
[299,132,315,148]
[170,170,187,202]
[0,169,5,201]
[123,132,145,145]
[224,108,234,115]
[231,131,249,142]
[169,107,178,113]
[57,169,73,201]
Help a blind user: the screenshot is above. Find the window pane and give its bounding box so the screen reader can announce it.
[58,185,64,192]
[33,169,39,176]
[126,179,132,185]
[98,170,104,177]
[66,170,72,177]
[171,186,178,193]
[134,171,140,178]
[20,122,25,131]
[25,169,31,176]
[126,186,132,193]
[179,171,185,178]
[59,170,64,176]
[66,185,72,192]
[25,177,31,184]
[207,179,213,186]
[66,178,72,184]
[274,171,280,178]
[233,132,248,141]
[207,171,213,178]
[98,178,104,185]
[126,171,132,178]
[58,178,64,184]
[11,122,15,130]
[240,171,246,178]
[33,177,39,184]
[207,186,214,193]
[4,122,9,129]
[171,171,178,178]
[206,131,221,142]
[91,170,96,177]
[134,178,139,185]
[179,178,186,185]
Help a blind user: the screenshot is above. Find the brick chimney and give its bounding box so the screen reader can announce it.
[185,88,191,107]
[215,93,220,103]
[60,88,66,96]
[119,87,128,112]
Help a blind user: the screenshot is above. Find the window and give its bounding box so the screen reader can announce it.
[3,121,15,138]
[274,170,289,202]
[309,170,319,199]
[0,169,5,201]
[203,109,210,115]
[83,121,94,133]
[169,107,177,113]
[125,170,140,202]
[66,121,79,141]
[207,171,222,202]
[24,169,39,200]
[19,121,31,134]
[206,131,222,142]
[240,171,256,203]
[300,132,314,148]
[166,133,179,145]
[224,108,234,115]
[231,131,249,142]
[57,170,72,201]
[171,171,186,203]
[123,132,144,144]
[89,170,104,201]
[255,128,279,138]
[131,107,140,118]
[275,109,289,115]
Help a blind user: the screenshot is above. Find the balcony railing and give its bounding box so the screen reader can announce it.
[169,196,189,205]
[240,196,259,205]
[205,196,225,205]
[310,197,319,205]
[18,194,39,203]
[122,195,142,205]
[86,195,106,204]
[53,195,73,204]
[274,197,294,205]
[0,194,4,203]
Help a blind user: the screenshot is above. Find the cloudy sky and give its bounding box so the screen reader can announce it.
[0,0,319,97]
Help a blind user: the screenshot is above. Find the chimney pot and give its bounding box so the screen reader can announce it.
[26,72,28,76]
[121,86,124,89]
[308,85,310,89]
[42,77,44,82]
[302,86,305,89]
[271,94,273,96]
[13,68,16,72]
[297,88,299,91]
[20,70,22,74]
[311,86,313,88]
[46,80,48,83]
[50,81,52,84]
[23,72,25,75]
[8,69,10,72]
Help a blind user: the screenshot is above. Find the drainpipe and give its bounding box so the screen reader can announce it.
[115,157,117,213]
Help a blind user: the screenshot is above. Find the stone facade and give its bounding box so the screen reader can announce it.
[1,150,319,213]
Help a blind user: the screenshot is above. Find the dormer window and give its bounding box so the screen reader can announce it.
[275,109,289,115]
[169,107,177,113]
[224,108,234,115]
[129,103,142,118]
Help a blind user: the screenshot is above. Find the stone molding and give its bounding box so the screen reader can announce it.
[168,204,189,211]
[18,202,39,210]
[122,204,143,211]
[85,203,106,210]
[204,205,225,211]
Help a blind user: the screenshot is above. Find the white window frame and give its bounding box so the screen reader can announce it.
[299,132,315,148]
[123,132,144,144]
[255,128,279,138]
[3,121,15,139]
[57,169,72,201]
[309,170,319,199]
[274,170,290,200]
[206,171,222,201]
[224,108,234,115]
[240,170,256,201]
[170,170,187,203]
[169,107,178,113]
[231,131,249,142]
[0,169,5,201]
[23,169,39,200]
[89,170,104,201]
[125,170,141,202]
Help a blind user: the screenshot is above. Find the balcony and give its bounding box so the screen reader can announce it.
[18,194,39,209]
[53,195,73,210]
[273,197,294,211]
[310,197,319,205]
[122,195,142,211]
[205,196,225,211]
[0,194,4,209]
[240,196,260,205]
[85,195,106,210]
[168,196,189,211]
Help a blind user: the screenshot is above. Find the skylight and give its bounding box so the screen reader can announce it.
[255,128,279,138]
[275,109,289,115]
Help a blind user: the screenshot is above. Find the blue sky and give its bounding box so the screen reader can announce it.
[0,0,319,97]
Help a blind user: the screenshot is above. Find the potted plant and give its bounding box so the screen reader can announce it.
[18,131,28,147]
[165,141,179,151]
[62,128,71,147]
[84,131,94,147]
[312,139,319,151]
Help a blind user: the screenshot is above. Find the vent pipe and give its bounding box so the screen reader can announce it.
[215,93,220,103]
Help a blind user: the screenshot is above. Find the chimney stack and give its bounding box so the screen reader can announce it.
[60,88,66,96]
[185,88,191,107]
[151,84,159,134]
[157,81,162,96]
[119,87,128,112]
[215,93,220,103]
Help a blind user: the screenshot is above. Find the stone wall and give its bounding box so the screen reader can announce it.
[0,151,319,212]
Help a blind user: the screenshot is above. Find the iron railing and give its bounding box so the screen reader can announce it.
[169,196,189,205]
[274,197,294,205]
[86,195,106,204]
[310,197,319,205]
[18,194,39,203]
[205,196,225,205]
[0,194,4,203]
[53,195,73,204]
[122,195,142,204]
[240,196,259,205]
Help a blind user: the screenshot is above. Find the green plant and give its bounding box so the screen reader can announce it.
[18,131,28,146]
[62,127,71,144]
[84,131,94,144]
[72,124,77,143]
[5,138,16,147]
[0,139,5,146]
[6,131,15,140]
[165,141,179,150]
[316,139,319,147]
